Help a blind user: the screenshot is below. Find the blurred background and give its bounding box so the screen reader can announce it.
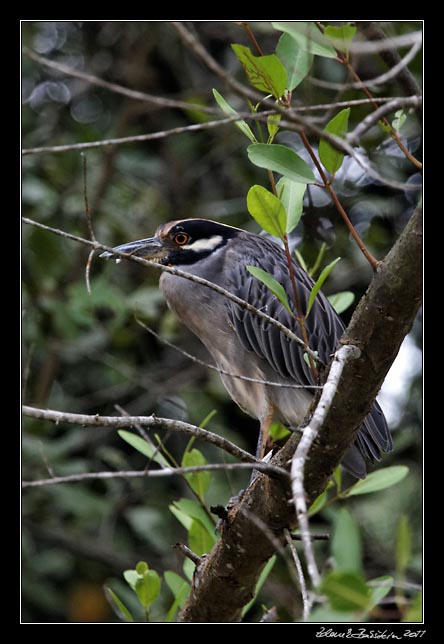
[21,21,422,622]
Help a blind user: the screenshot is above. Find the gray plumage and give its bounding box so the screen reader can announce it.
[102,219,392,478]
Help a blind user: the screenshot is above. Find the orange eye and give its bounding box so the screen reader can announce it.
[173,232,190,246]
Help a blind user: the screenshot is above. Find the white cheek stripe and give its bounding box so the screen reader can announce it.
[183,235,224,252]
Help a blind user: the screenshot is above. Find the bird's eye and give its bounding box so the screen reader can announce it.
[173,232,190,246]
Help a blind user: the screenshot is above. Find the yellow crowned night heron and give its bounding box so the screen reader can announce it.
[101,218,392,478]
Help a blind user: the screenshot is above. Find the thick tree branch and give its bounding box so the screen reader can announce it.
[178,201,422,622]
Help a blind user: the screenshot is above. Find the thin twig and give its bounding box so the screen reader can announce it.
[22,461,290,489]
[346,96,423,145]
[308,38,422,92]
[299,131,379,269]
[290,344,361,589]
[21,216,320,363]
[22,405,257,464]
[21,112,273,156]
[81,153,96,295]
[339,54,422,170]
[137,318,322,391]
[356,22,422,99]
[174,543,201,566]
[346,29,422,54]
[284,528,311,620]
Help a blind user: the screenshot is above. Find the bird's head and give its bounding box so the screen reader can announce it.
[100,218,241,266]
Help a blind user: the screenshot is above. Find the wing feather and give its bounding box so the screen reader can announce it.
[224,233,391,476]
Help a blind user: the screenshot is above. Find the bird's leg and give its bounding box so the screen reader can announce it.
[256,405,275,460]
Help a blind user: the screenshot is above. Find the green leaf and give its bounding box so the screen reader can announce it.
[164,571,191,622]
[118,430,170,468]
[402,591,422,622]
[269,421,291,442]
[199,409,217,429]
[324,24,357,54]
[136,561,148,575]
[332,508,362,573]
[248,143,316,184]
[123,569,139,591]
[212,88,257,143]
[319,108,351,174]
[247,265,292,316]
[328,290,355,314]
[231,44,287,98]
[164,571,190,599]
[104,586,134,622]
[135,568,161,609]
[267,113,281,142]
[345,465,409,497]
[368,576,394,610]
[276,33,314,90]
[182,448,211,498]
[242,555,277,616]
[306,257,341,317]
[272,22,337,58]
[169,503,193,532]
[171,498,217,541]
[294,248,308,272]
[276,177,306,233]
[396,515,412,576]
[308,490,328,516]
[333,465,342,492]
[188,519,214,557]
[392,109,407,133]
[183,557,195,582]
[247,184,286,238]
[306,606,360,622]
[320,570,371,611]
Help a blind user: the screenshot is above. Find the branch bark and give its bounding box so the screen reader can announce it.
[178,201,422,622]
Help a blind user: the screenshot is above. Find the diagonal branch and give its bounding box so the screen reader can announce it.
[22,46,219,115]
[177,201,422,622]
[22,461,289,489]
[291,344,361,589]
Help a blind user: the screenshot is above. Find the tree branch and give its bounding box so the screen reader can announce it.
[346,96,422,145]
[177,201,422,622]
[291,344,361,590]
[22,461,289,489]
[22,405,257,464]
[22,46,220,115]
[355,23,422,98]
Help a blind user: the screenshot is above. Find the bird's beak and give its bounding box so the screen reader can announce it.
[100,236,169,262]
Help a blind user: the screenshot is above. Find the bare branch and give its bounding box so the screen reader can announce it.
[174,543,201,566]
[346,96,422,145]
[356,23,422,99]
[284,528,311,621]
[21,216,320,362]
[22,461,289,489]
[22,46,220,115]
[347,30,422,54]
[309,38,422,91]
[22,405,257,464]
[291,344,361,589]
[21,112,273,156]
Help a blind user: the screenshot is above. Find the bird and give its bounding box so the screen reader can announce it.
[101,218,392,478]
